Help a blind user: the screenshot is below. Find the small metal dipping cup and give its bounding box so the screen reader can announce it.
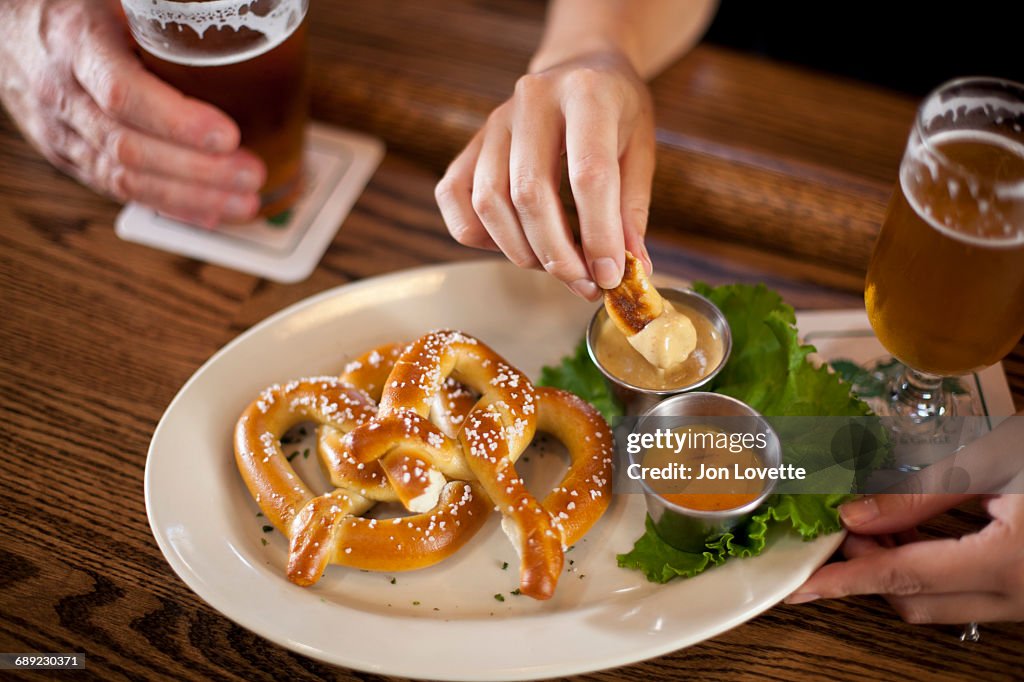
[634,392,781,553]
[586,287,732,416]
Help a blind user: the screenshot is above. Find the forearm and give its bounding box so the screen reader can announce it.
[529,0,718,79]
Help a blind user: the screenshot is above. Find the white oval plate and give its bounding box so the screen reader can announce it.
[145,260,842,681]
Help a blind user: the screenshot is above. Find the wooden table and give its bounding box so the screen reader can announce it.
[1,1,1021,680]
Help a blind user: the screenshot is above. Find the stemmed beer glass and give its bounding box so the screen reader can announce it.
[865,77,1024,426]
[865,77,1024,643]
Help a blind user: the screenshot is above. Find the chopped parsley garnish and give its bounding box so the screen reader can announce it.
[493,594,505,602]
[262,525,274,533]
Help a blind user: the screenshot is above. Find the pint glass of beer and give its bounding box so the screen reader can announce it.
[120,0,310,219]
[865,77,1024,421]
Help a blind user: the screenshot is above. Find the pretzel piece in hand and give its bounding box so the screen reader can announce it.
[603,251,697,369]
[603,251,663,335]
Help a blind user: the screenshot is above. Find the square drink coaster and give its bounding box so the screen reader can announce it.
[115,123,385,283]
[795,308,1016,419]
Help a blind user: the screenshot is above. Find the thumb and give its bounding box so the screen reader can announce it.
[839,493,975,534]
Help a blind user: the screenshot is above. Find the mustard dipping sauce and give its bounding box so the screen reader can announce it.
[642,425,764,511]
[594,301,725,390]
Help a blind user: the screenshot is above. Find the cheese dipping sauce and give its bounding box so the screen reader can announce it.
[626,302,697,369]
[641,426,764,511]
[594,301,725,390]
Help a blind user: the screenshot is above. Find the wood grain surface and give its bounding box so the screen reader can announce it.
[1,1,1022,681]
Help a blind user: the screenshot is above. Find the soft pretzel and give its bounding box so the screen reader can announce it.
[234,375,490,585]
[320,342,477,509]
[377,331,612,599]
[234,331,614,598]
[234,377,377,530]
[459,386,613,599]
[603,251,698,369]
[370,332,558,598]
[604,251,664,335]
[286,480,488,585]
[533,387,613,547]
[339,342,477,439]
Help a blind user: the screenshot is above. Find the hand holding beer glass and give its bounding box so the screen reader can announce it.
[865,78,1024,425]
[120,0,310,220]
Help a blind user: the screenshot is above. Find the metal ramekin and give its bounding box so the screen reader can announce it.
[586,287,732,416]
[633,392,781,553]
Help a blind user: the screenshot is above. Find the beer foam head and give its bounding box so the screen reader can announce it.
[904,79,1024,248]
[920,92,1024,133]
[122,0,308,66]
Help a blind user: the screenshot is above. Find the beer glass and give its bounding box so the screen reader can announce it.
[865,78,1024,423]
[120,0,310,219]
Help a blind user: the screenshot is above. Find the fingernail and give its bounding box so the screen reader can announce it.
[157,209,213,229]
[223,195,257,220]
[840,497,879,528]
[569,278,600,301]
[234,168,262,192]
[784,593,820,605]
[592,257,622,289]
[640,244,654,273]
[204,130,231,152]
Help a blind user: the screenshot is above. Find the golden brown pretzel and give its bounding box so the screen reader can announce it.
[376,331,611,599]
[339,343,477,437]
[603,252,698,369]
[320,342,476,509]
[604,251,663,335]
[234,377,376,530]
[235,331,614,598]
[533,387,613,547]
[458,387,613,599]
[234,374,490,586]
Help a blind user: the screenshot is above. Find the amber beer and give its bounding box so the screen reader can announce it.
[121,0,309,218]
[865,129,1024,376]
